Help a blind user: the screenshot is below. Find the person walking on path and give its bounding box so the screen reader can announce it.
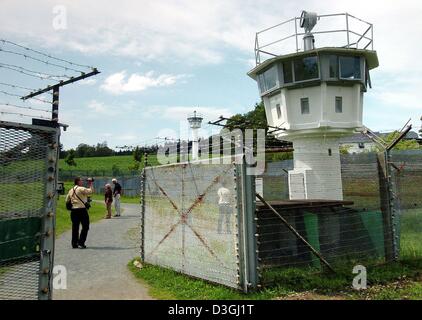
[104,184,113,219]
[112,178,122,217]
[65,177,94,249]
[217,181,233,234]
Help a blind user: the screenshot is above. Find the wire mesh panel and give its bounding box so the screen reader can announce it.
[257,152,396,284]
[391,150,422,261]
[142,162,243,289]
[0,121,58,300]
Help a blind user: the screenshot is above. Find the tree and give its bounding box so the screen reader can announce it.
[372,131,421,152]
[128,147,142,170]
[340,145,352,154]
[224,101,291,152]
[65,149,77,167]
[112,164,121,176]
[133,147,143,162]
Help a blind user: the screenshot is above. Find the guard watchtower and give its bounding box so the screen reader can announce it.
[187,110,203,160]
[248,11,379,200]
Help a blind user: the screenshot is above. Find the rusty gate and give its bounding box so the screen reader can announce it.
[140,160,258,292]
[0,120,59,300]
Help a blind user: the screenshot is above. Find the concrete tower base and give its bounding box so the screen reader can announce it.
[288,136,343,201]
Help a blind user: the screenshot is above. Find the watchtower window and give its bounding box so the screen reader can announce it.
[335,96,343,113]
[294,56,319,81]
[300,98,310,114]
[282,61,293,83]
[262,66,278,91]
[339,56,361,80]
[328,55,338,78]
[276,104,282,119]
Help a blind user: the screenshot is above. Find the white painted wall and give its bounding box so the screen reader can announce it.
[262,82,366,201]
[265,83,363,133]
[288,137,343,200]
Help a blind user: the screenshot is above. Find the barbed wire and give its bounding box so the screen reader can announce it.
[0,45,88,74]
[0,110,51,120]
[0,81,39,92]
[0,102,51,113]
[0,90,52,104]
[0,62,71,80]
[0,39,93,70]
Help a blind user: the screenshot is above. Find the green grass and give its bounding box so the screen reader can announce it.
[128,207,422,300]
[62,182,140,204]
[128,259,422,300]
[360,282,422,300]
[400,209,422,259]
[59,155,159,172]
[55,195,107,236]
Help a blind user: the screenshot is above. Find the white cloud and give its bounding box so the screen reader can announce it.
[1,0,421,70]
[78,78,97,86]
[87,100,109,113]
[100,71,187,95]
[118,134,138,141]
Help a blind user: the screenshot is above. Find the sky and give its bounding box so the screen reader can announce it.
[0,0,421,150]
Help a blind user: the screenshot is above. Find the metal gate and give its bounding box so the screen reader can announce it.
[140,160,258,292]
[0,120,59,300]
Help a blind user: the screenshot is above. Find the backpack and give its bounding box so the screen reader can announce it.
[66,187,90,211]
[65,187,75,211]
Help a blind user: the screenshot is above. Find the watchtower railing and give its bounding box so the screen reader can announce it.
[255,13,374,65]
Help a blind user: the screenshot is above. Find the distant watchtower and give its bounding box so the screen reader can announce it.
[187,110,203,160]
[248,11,379,200]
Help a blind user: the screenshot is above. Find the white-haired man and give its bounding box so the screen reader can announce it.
[112,178,122,217]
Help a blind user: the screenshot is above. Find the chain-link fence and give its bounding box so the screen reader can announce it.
[391,150,422,261]
[91,176,140,197]
[257,150,422,285]
[0,121,58,300]
[140,150,422,291]
[141,160,258,292]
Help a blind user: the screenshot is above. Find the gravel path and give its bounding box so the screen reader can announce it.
[53,203,153,300]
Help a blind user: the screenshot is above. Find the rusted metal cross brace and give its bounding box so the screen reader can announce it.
[148,167,234,267]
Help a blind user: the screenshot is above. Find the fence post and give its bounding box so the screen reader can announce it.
[377,151,399,261]
[387,151,400,260]
[235,161,258,292]
[38,127,60,300]
[139,153,148,262]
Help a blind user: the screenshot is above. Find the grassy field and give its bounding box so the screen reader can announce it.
[55,195,107,236]
[59,155,159,173]
[128,205,422,300]
[62,182,140,204]
[128,258,422,300]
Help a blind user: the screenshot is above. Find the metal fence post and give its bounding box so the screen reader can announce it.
[377,151,399,261]
[235,161,258,292]
[139,153,148,262]
[38,128,60,300]
[386,151,400,260]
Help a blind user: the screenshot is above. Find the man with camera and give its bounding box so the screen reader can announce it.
[65,177,94,249]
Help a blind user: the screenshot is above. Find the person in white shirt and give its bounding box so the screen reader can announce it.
[112,178,122,217]
[217,181,233,234]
